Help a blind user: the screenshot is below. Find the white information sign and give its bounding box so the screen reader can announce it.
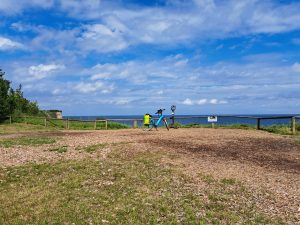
[208,116,217,122]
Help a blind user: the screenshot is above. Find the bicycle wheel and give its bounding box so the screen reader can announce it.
[144,119,156,131]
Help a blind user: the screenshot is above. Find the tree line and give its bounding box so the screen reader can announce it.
[0,68,40,119]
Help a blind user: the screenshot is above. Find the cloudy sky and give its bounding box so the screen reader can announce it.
[1,0,300,115]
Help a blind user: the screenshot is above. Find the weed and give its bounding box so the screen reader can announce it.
[198,173,215,184]
[49,146,68,153]
[220,178,236,185]
[76,143,108,153]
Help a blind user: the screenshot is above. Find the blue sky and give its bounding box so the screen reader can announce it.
[1,0,300,116]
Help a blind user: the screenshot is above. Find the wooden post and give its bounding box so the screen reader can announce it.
[9,116,12,124]
[105,120,108,130]
[133,120,138,128]
[256,118,261,130]
[211,122,215,128]
[94,120,97,130]
[44,118,47,127]
[291,117,296,135]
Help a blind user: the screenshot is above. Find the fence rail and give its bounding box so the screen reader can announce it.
[0,115,299,134]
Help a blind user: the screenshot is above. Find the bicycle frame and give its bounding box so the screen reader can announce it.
[148,109,169,131]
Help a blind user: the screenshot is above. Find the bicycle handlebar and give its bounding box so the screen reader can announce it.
[155,108,165,114]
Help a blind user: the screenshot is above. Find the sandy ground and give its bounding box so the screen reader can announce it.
[0,128,299,222]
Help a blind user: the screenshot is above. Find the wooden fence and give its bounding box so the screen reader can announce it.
[1,115,299,134]
[1,116,108,130]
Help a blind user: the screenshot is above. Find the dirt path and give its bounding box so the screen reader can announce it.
[0,128,299,222]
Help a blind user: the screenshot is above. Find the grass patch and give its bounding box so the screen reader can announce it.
[2,117,130,131]
[199,173,215,184]
[176,123,211,128]
[0,123,58,134]
[0,149,289,224]
[176,123,255,130]
[105,121,130,130]
[262,124,295,135]
[224,124,255,129]
[49,146,68,153]
[0,137,56,148]
[220,178,236,185]
[76,143,109,153]
[75,142,131,153]
[174,122,300,138]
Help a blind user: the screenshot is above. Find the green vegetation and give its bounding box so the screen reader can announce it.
[177,123,255,130]
[176,122,300,137]
[174,123,212,128]
[76,143,109,153]
[0,150,287,224]
[0,69,40,120]
[0,137,56,148]
[105,121,130,129]
[2,116,130,130]
[76,142,132,153]
[0,123,59,134]
[49,146,68,153]
[262,124,300,135]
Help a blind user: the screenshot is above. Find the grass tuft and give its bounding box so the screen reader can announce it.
[76,143,109,153]
[49,146,68,153]
[220,178,236,185]
[75,142,132,153]
[0,137,56,148]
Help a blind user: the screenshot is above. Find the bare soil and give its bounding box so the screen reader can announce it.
[0,128,299,222]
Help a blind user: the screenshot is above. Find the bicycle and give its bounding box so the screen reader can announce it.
[146,108,169,131]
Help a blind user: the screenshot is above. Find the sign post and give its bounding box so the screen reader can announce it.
[208,116,217,128]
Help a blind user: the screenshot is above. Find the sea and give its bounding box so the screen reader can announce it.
[65,114,300,127]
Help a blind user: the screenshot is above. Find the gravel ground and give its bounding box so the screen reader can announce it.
[0,128,299,222]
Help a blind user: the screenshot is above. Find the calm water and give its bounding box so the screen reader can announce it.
[65,115,300,127]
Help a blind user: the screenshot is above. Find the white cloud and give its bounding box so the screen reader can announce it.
[115,99,130,105]
[28,64,65,80]
[219,100,228,104]
[210,99,218,104]
[182,98,228,106]
[77,24,128,53]
[59,0,102,19]
[197,99,207,105]
[90,73,111,80]
[0,37,23,50]
[182,98,194,105]
[83,55,186,85]
[95,98,133,106]
[65,0,300,47]
[3,1,300,54]
[74,81,114,94]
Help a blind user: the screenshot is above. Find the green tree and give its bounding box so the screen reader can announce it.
[0,69,40,119]
[0,69,11,117]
